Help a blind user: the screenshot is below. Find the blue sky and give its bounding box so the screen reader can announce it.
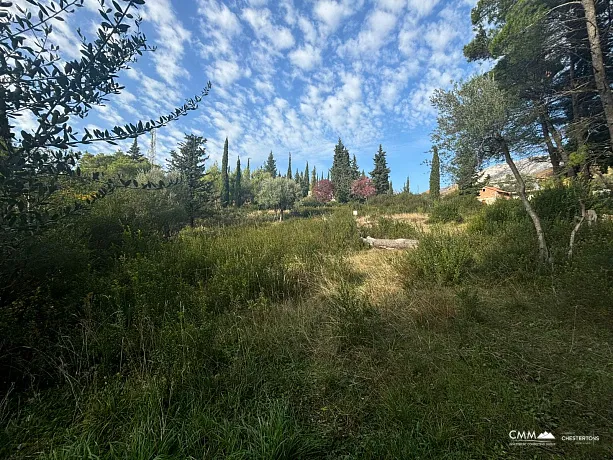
[16,0,487,192]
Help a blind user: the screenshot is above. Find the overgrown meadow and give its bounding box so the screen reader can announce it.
[1,189,612,459]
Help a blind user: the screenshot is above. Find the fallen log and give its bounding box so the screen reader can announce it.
[361,236,419,250]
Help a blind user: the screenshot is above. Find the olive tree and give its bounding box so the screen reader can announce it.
[256,177,300,221]
[0,0,211,232]
[432,74,550,262]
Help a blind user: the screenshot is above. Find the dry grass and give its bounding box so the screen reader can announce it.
[355,212,469,234]
[356,212,429,227]
[347,249,404,305]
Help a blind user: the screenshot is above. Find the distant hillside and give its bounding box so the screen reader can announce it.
[479,156,553,190]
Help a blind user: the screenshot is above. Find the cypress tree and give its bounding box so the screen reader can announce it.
[287,152,292,179]
[388,180,393,195]
[265,151,277,177]
[295,168,300,183]
[234,157,242,207]
[429,147,440,200]
[245,158,251,181]
[221,137,230,207]
[303,161,310,196]
[127,138,143,161]
[402,176,410,194]
[311,165,317,191]
[370,144,390,195]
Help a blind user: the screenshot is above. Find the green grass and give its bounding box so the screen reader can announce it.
[1,204,612,459]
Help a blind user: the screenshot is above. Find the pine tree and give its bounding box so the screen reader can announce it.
[221,137,230,207]
[402,176,410,194]
[429,147,440,200]
[330,138,352,202]
[167,134,210,227]
[287,152,292,179]
[265,151,277,178]
[234,157,242,207]
[370,144,390,194]
[127,138,143,161]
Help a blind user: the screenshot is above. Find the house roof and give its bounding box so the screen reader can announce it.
[480,185,512,194]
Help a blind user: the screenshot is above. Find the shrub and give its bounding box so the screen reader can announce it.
[398,230,475,286]
[531,184,586,223]
[361,193,432,215]
[359,217,420,239]
[429,195,483,224]
[429,201,463,223]
[467,198,526,235]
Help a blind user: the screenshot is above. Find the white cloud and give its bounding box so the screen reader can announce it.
[289,45,322,70]
[142,0,191,85]
[398,16,420,55]
[313,0,356,34]
[339,9,398,57]
[298,16,318,43]
[407,0,440,18]
[424,21,459,51]
[242,8,295,50]
[378,0,406,12]
[197,0,241,60]
[209,60,242,86]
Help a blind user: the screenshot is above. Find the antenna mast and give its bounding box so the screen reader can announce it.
[148,129,157,165]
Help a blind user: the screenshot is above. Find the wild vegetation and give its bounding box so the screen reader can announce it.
[1,0,613,458]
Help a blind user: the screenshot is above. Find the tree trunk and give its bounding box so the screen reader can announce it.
[568,200,586,259]
[501,141,550,263]
[361,237,419,249]
[569,54,587,150]
[539,114,561,176]
[582,0,613,142]
[543,111,574,177]
[279,208,284,221]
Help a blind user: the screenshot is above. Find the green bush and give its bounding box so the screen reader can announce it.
[360,193,432,215]
[555,221,613,309]
[398,229,475,285]
[429,194,483,224]
[531,184,586,223]
[359,217,420,239]
[467,198,526,235]
[428,201,463,223]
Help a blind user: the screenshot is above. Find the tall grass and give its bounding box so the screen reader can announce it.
[2,195,613,459]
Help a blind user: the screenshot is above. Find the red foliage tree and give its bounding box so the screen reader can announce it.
[312,179,335,203]
[351,176,376,201]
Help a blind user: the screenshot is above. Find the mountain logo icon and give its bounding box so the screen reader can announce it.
[537,431,555,440]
